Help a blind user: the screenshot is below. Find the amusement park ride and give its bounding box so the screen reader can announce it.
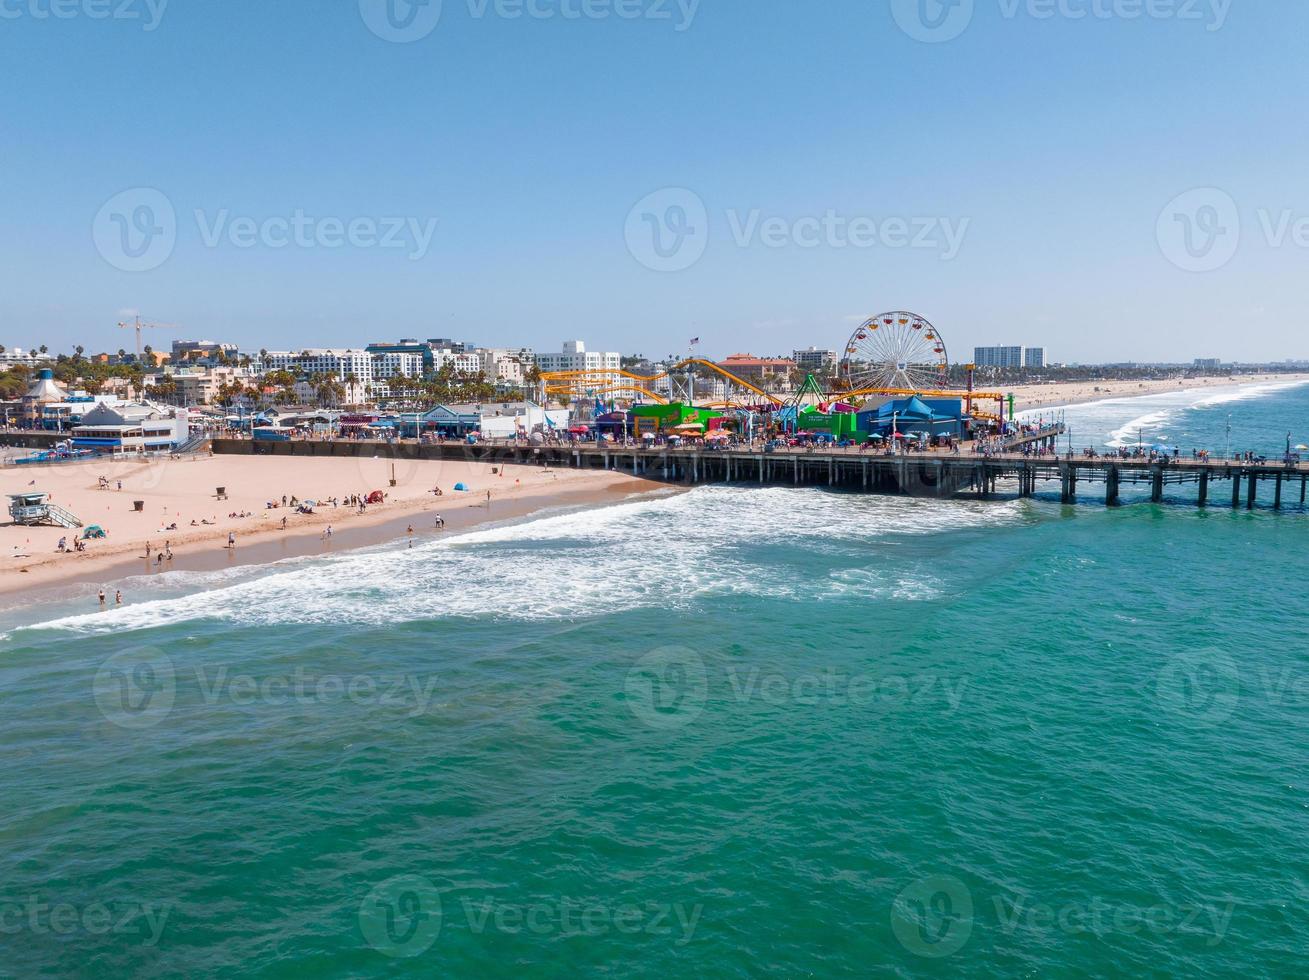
[539,311,1007,423]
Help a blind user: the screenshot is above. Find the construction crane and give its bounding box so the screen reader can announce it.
[116,316,173,363]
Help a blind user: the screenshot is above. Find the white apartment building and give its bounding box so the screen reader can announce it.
[262,349,376,383]
[535,340,622,382]
[431,349,481,374]
[0,347,43,369]
[371,351,425,382]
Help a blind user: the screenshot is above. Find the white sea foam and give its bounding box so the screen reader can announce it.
[1188,379,1309,409]
[1108,410,1176,448]
[1027,379,1309,449]
[20,488,1024,636]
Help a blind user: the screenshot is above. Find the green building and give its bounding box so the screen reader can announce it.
[630,403,724,435]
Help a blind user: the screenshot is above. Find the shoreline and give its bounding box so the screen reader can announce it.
[0,452,664,603]
[0,474,670,616]
[1007,373,1309,415]
[0,471,664,614]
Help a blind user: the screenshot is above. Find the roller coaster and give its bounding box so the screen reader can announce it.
[539,312,1009,421]
[543,358,786,408]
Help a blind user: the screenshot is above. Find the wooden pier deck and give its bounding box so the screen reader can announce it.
[210,427,1309,511]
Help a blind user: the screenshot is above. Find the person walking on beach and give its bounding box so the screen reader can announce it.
[323,525,333,539]
[281,516,288,530]
[115,589,122,606]
[434,514,445,529]
[98,588,105,606]
[226,531,236,549]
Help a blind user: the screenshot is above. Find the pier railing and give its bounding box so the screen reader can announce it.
[211,431,1309,512]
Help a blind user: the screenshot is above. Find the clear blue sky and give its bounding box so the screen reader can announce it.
[3,0,1307,363]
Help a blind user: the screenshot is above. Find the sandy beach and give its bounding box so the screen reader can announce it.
[1,451,659,597]
[1005,373,1309,414]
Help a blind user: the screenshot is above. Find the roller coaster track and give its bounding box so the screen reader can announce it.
[546,383,668,404]
[540,359,786,405]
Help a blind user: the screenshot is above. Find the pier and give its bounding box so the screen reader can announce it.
[210,426,1309,511]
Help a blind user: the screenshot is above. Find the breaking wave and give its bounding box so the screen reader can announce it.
[19,487,1025,636]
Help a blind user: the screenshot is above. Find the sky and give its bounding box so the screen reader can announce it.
[2,0,1308,364]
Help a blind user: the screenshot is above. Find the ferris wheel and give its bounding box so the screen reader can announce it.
[840,312,949,391]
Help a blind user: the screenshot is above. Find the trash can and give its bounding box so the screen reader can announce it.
[133,500,144,512]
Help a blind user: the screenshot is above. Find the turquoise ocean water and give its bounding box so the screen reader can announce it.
[3,381,1309,977]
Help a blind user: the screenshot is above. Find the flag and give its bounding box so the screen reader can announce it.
[689,337,700,347]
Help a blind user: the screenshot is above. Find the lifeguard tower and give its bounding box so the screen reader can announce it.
[7,492,83,528]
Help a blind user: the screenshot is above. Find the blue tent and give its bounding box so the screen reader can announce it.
[857,396,963,438]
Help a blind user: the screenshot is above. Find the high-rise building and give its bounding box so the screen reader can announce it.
[262,349,375,384]
[973,346,1024,369]
[1023,347,1046,369]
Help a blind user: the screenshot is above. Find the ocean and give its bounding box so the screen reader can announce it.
[3,381,1308,977]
